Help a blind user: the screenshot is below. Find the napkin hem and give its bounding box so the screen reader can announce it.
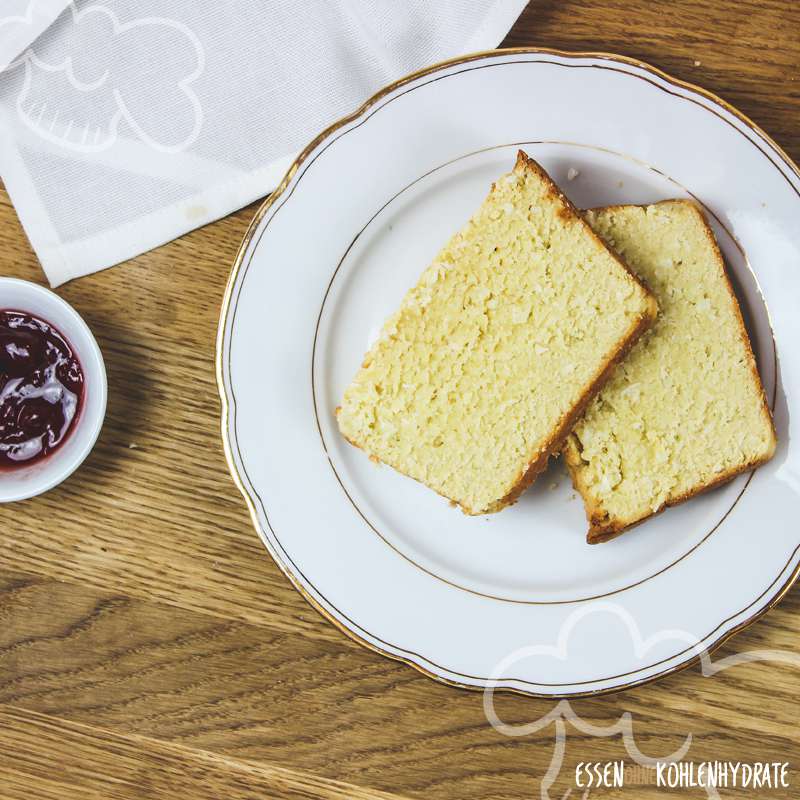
[1,0,529,285]
[1,137,296,286]
[463,0,531,53]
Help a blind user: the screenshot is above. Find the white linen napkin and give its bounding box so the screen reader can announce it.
[0,0,71,72]
[0,0,528,285]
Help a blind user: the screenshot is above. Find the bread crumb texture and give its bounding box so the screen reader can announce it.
[337,153,655,514]
[565,201,776,539]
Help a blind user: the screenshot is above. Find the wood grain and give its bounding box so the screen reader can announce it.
[0,707,408,800]
[1,1,799,798]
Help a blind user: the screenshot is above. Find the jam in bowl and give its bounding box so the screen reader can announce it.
[0,310,85,469]
[0,277,106,502]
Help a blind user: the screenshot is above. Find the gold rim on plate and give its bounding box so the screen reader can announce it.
[215,47,799,699]
[311,138,778,606]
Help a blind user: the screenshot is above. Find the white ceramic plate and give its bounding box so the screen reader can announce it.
[218,49,799,697]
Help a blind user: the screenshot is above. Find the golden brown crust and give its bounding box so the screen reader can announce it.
[337,152,658,515]
[515,152,658,305]
[578,451,776,544]
[589,199,773,449]
[565,200,777,542]
[478,153,658,514]
[690,202,777,451]
[466,153,658,514]
[490,301,656,513]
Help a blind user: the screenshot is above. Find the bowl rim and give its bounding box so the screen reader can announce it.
[0,277,107,502]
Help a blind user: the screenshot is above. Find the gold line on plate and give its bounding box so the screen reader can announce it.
[216,48,799,698]
[311,138,778,605]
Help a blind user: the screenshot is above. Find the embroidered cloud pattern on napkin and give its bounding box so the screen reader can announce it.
[7,4,204,153]
[0,0,527,285]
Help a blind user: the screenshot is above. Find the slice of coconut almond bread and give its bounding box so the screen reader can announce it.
[336,152,657,514]
[565,200,777,542]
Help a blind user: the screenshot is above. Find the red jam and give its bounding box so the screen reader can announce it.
[0,310,84,469]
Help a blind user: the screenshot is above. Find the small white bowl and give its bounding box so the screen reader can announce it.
[0,278,107,502]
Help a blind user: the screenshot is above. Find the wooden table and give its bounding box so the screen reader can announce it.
[1,2,798,798]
